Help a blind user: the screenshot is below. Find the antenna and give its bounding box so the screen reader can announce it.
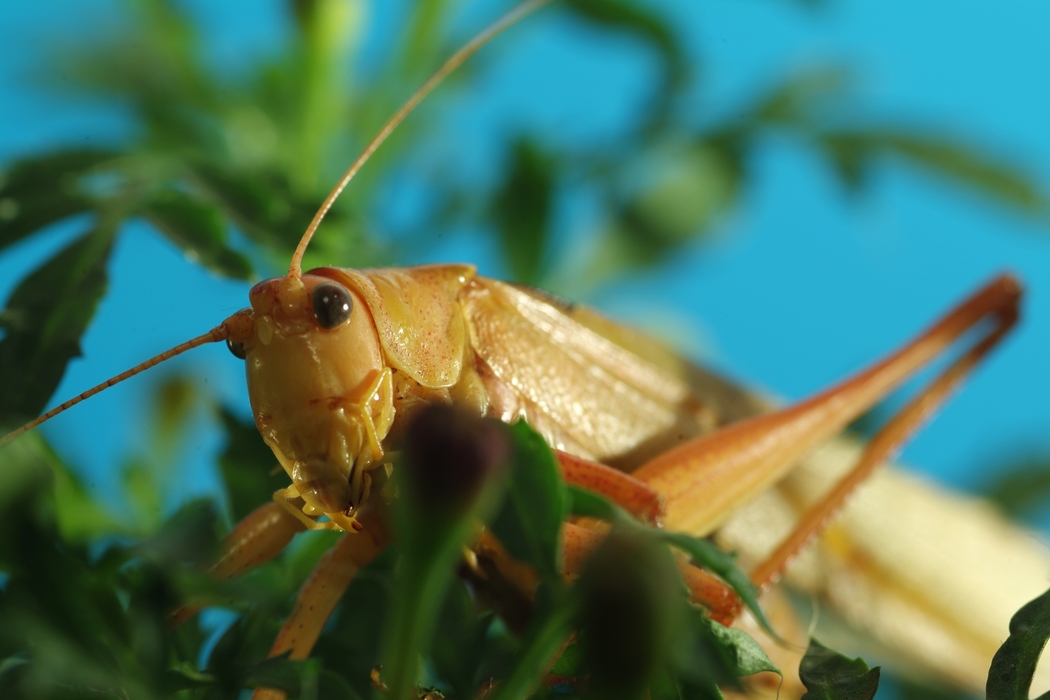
[2,0,557,447]
[288,0,557,276]
[0,325,228,447]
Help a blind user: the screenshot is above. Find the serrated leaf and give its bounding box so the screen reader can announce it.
[0,150,114,251]
[799,639,880,700]
[0,225,115,427]
[703,619,779,679]
[141,188,253,279]
[987,587,1050,700]
[489,421,567,580]
[659,531,772,636]
[671,605,743,696]
[187,162,306,250]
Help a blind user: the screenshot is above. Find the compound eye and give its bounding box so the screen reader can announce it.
[226,338,247,359]
[312,282,353,329]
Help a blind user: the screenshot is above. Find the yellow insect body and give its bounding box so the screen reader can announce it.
[206,253,1048,697]
[232,262,723,530]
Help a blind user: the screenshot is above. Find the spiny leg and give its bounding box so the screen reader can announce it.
[631,274,1019,621]
[632,274,1020,537]
[251,507,387,700]
[748,311,1016,592]
[555,449,664,524]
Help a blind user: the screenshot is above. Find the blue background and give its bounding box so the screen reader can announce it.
[1,1,1048,515]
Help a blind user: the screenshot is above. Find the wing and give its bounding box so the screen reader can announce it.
[460,277,718,467]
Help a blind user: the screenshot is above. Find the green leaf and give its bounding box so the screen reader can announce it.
[381,407,513,700]
[703,619,780,679]
[821,130,1047,213]
[982,453,1050,520]
[489,421,567,581]
[548,638,584,678]
[575,527,686,700]
[987,587,1050,700]
[751,68,851,125]
[799,639,880,700]
[567,486,772,635]
[0,150,114,251]
[187,162,307,251]
[137,499,220,567]
[879,132,1046,213]
[670,604,745,697]
[218,406,291,523]
[564,0,688,95]
[659,531,772,636]
[141,188,253,279]
[493,139,555,285]
[0,225,115,427]
[243,654,360,699]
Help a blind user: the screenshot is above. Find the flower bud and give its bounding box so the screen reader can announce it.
[401,404,511,518]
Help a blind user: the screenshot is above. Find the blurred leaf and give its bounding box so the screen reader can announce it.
[575,527,685,700]
[218,406,290,523]
[799,639,880,700]
[429,584,500,698]
[878,131,1046,212]
[987,587,1050,700]
[660,531,772,636]
[548,637,584,677]
[564,0,689,103]
[122,457,165,530]
[981,452,1050,520]
[822,130,1047,212]
[489,421,567,580]
[568,486,772,634]
[151,374,201,449]
[0,225,114,427]
[493,140,555,285]
[890,673,972,700]
[141,188,253,279]
[0,150,114,250]
[137,499,220,567]
[383,407,513,700]
[670,605,748,697]
[50,448,126,540]
[751,67,851,125]
[187,161,325,253]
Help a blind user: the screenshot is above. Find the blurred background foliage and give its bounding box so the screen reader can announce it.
[1,0,1049,698]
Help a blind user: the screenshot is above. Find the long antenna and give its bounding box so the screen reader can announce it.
[288,0,557,277]
[2,1,556,448]
[0,325,228,447]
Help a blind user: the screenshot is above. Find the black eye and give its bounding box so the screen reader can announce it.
[312,282,353,329]
[226,338,247,359]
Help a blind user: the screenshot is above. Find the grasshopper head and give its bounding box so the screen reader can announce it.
[226,272,394,525]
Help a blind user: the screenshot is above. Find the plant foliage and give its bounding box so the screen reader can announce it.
[1,0,1048,698]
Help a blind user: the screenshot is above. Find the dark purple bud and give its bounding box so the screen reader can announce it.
[401,404,511,516]
[577,529,680,700]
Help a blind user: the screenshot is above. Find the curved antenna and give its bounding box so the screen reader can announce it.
[288,0,557,277]
[0,324,229,448]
